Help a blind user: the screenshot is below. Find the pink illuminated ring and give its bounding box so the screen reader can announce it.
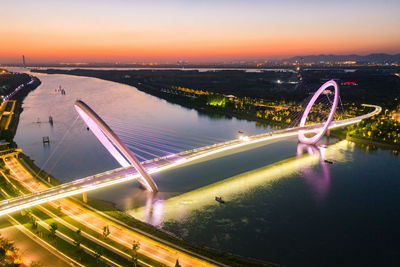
[298,80,339,145]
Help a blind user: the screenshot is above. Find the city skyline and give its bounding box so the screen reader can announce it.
[1,0,400,63]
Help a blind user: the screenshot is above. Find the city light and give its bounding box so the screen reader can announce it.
[0,104,381,217]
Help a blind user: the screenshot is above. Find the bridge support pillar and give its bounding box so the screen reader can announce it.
[326,129,330,137]
[82,192,88,203]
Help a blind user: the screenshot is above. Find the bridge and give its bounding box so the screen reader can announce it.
[0,80,382,216]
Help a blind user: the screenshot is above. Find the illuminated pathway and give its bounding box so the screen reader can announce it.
[0,104,381,216]
[3,157,216,267]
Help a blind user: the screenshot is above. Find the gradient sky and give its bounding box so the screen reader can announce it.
[1,0,400,63]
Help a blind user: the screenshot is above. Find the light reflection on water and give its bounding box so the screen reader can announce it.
[132,140,348,226]
[12,69,400,265]
[297,143,331,200]
[14,72,274,182]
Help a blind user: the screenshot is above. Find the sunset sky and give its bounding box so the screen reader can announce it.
[1,0,400,64]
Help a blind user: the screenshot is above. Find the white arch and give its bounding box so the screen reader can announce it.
[74,100,158,192]
[298,80,339,145]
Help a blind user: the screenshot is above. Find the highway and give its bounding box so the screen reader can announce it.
[0,104,381,217]
[4,157,215,267]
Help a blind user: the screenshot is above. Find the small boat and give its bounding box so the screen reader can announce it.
[238,131,244,134]
[215,196,225,204]
[324,159,333,164]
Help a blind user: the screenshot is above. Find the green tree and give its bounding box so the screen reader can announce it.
[175,259,181,267]
[102,225,110,240]
[30,217,38,230]
[49,222,58,243]
[131,240,140,267]
[73,229,82,248]
[56,205,62,216]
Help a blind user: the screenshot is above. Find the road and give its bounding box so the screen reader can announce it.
[0,104,381,266]
[0,104,381,217]
[0,218,71,267]
[4,157,218,267]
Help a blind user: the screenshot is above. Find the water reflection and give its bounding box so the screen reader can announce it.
[133,140,348,226]
[297,143,331,200]
[14,72,274,182]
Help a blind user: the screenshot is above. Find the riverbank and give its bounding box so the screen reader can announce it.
[331,129,400,153]
[5,71,279,265]
[32,68,302,129]
[0,74,41,144]
[16,151,278,266]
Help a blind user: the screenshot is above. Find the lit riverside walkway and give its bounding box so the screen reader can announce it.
[0,104,381,217]
[4,157,214,267]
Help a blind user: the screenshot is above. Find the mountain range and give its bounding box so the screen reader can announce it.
[285,53,400,63]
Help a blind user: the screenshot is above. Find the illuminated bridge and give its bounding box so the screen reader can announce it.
[0,81,382,216]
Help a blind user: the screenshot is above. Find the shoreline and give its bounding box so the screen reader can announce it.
[9,71,278,266]
[1,75,41,144]
[331,130,400,152]
[31,68,301,129]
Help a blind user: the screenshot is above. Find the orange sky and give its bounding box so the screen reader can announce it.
[1,0,400,63]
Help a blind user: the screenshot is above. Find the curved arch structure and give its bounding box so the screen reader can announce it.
[74,100,158,192]
[298,80,339,145]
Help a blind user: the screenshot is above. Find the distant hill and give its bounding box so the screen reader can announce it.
[285,53,400,63]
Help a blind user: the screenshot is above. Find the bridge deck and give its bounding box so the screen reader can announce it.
[0,104,381,216]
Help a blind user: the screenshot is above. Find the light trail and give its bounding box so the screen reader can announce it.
[0,104,380,216]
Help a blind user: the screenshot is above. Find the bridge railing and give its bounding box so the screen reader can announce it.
[0,104,381,216]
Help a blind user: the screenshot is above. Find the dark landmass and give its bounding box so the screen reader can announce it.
[287,53,400,64]
[300,67,400,107]
[1,70,277,266]
[3,52,399,69]
[30,67,400,137]
[0,72,41,142]
[33,66,400,106]
[35,68,304,99]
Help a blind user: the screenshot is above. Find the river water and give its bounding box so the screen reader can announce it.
[13,70,400,266]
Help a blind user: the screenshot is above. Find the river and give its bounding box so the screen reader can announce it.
[13,70,400,266]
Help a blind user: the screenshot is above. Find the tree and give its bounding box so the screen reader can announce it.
[56,205,62,216]
[73,229,82,248]
[175,259,181,267]
[30,217,38,230]
[72,229,84,261]
[102,225,110,240]
[49,222,58,243]
[131,240,140,267]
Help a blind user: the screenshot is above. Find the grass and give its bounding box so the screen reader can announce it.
[18,153,61,186]
[11,212,103,267]
[2,167,165,267]
[0,175,102,266]
[86,199,277,267]
[15,155,277,266]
